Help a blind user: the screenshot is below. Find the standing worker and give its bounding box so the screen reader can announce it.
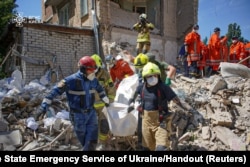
[91,54,116,151]
[229,36,246,66]
[105,54,134,89]
[245,41,250,67]
[146,52,176,86]
[33,56,110,151]
[133,53,149,83]
[128,62,182,151]
[207,27,228,75]
[184,24,203,78]
[133,13,154,55]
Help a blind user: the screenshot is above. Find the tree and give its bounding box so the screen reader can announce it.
[0,0,18,38]
[202,36,208,45]
[226,23,248,45]
[0,0,18,78]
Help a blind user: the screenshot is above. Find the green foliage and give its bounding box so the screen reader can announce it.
[202,36,208,45]
[226,23,249,45]
[0,0,18,79]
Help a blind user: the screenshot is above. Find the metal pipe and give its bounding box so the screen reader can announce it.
[91,0,100,56]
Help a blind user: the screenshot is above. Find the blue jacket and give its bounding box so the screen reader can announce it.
[45,71,107,111]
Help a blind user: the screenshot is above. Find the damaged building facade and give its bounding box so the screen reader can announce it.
[4,0,198,83]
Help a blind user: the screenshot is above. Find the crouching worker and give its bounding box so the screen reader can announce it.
[33,56,109,151]
[128,62,181,151]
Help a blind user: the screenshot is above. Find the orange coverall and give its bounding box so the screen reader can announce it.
[110,59,134,89]
[245,42,250,67]
[229,41,246,66]
[197,42,208,76]
[184,31,202,76]
[208,33,227,71]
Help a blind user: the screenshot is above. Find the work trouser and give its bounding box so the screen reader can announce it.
[188,61,198,77]
[141,110,173,151]
[69,109,98,151]
[136,42,151,55]
[95,107,110,143]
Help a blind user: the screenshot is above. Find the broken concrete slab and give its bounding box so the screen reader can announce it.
[213,126,246,151]
[0,130,22,147]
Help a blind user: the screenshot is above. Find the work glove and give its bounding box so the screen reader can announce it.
[33,102,48,121]
[102,96,109,107]
[105,103,109,107]
[108,82,114,88]
[165,77,171,86]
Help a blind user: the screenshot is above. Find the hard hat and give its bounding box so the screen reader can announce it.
[105,55,115,65]
[146,52,156,62]
[193,24,199,30]
[214,27,220,32]
[134,53,148,69]
[91,54,102,68]
[142,62,161,78]
[78,56,97,74]
[139,13,147,20]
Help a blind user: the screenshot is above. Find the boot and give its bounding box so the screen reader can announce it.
[96,142,107,151]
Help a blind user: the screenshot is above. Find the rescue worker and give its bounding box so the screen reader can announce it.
[128,62,181,151]
[91,54,116,151]
[105,54,134,89]
[133,13,154,55]
[197,42,208,77]
[184,24,203,78]
[245,42,250,67]
[133,53,149,83]
[128,53,148,150]
[229,36,246,66]
[33,56,110,151]
[207,27,228,75]
[220,36,229,62]
[146,52,176,86]
[177,44,188,77]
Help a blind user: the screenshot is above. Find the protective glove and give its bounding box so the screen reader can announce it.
[33,102,48,121]
[108,82,114,88]
[128,98,134,106]
[165,77,171,86]
[102,96,109,107]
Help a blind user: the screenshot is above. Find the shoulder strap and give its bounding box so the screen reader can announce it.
[141,83,163,111]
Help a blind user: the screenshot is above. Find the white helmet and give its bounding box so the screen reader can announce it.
[139,13,147,20]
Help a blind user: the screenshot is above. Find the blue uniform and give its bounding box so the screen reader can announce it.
[43,71,107,151]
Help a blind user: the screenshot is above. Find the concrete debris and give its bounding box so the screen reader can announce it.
[0,62,250,151]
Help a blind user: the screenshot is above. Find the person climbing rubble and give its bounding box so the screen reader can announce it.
[133,13,154,55]
[33,56,110,151]
[91,54,116,151]
[105,54,134,89]
[128,62,182,151]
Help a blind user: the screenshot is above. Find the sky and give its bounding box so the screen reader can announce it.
[16,0,250,41]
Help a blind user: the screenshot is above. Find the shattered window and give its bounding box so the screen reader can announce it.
[81,0,88,17]
[59,4,69,26]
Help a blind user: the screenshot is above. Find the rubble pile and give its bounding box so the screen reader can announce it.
[0,63,250,151]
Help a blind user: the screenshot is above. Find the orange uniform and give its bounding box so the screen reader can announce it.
[245,42,250,67]
[197,42,208,72]
[221,37,229,62]
[207,33,227,71]
[110,59,134,89]
[229,41,246,66]
[184,31,202,66]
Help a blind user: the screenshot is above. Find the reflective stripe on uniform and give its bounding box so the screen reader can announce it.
[68,89,95,95]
